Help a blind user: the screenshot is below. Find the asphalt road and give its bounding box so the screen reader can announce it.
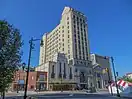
[3,93,131,99]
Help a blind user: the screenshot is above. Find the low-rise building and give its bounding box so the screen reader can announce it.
[90,54,113,89]
[125,73,132,79]
[35,53,75,90]
[36,52,94,90]
[11,70,47,91]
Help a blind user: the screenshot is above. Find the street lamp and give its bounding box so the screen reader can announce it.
[24,37,43,99]
[110,57,120,97]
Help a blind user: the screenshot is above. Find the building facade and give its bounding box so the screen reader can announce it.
[90,54,112,89]
[11,70,47,91]
[39,7,90,64]
[36,53,75,90]
[38,6,93,90]
[125,73,132,79]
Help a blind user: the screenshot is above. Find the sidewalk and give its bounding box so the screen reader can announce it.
[6,90,87,97]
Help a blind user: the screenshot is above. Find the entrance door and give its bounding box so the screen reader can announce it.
[98,81,101,89]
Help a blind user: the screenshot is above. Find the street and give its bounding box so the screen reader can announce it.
[3,92,131,99]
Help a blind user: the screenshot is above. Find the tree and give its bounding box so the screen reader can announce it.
[118,76,132,83]
[122,76,132,83]
[0,20,23,99]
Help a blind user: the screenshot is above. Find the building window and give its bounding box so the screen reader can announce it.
[62,48,64,51]
[67,21,69,24]
[51,65,55,78]
[74,29,76,33]
[80,72,85,82]
[80,18,82,22]
[69,67,72,79]
[68,30,69,33]
[68,40,70,43]
[67,17,69,20]
[79,56,81,59]
[77,17,79,21]
[84,29,86,33]
[60,62,61,73]
[63,43,64,46]
[89,70,92,74]
[52,65,54,73]
[75,68,78,72]
[67,26,69,29]
[82,36,83,41]
[73,15,75,19]
[84,25,86,28]
[76,54,78,59]
[32,76,34,80]
[69,60,73,65]
[77,22,79,25]
[75,39,76,43]
[74,20,75,24]
[62,30,64,33]
[68,55,70,59]
[78,35,80,40]
[83,20,85,23]
[39,74,45,81]
[31,85,34,89]
[68,45,70,48]
[74,25,76,28]
[62,34,64,37]
[81,28,82,31]
[74,34,76,38]
[62,26,64,28]
[68,50,70,54]
[86,56,88,60]
[58,62,62,78]
[62,39,64,41]
[68,35,70,38]
[75,43,77,49]
[63,63,66,78]
[78,40,80,45]
[77,27,79,30]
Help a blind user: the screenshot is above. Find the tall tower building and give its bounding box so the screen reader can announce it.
[38,7,94,89]
[39,7,90,65]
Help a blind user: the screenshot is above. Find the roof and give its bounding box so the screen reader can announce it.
[126,72,132,75]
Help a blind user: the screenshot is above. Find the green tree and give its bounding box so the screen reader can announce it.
[123,76,132,83]
[118,76,132,83]
[0,20,23,99]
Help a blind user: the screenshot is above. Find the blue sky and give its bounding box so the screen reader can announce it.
[0,0,132,76]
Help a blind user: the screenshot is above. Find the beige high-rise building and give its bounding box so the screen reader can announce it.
[39,7,90,65]
[38,7,94,90]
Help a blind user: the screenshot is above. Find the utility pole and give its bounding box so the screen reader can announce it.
[24,38,33,99]
[23,37,43,99]
[111,57,120,97]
